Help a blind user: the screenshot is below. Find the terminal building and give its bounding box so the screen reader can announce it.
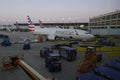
[14,22,88,30]
[0,22,88,32]
[89,10,120,35]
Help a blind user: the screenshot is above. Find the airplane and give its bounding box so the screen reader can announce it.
[8,21,29,32]
[27,16,94,40]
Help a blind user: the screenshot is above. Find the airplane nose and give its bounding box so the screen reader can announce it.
[88,34,94,38]
[90,35,94,38]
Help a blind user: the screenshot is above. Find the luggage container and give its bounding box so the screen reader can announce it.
[106,61,120,70]
[59,46,77,61]
[95,66,120,80]
[76,73,106,80]
[45,53,61,72]
[40,46,53,58]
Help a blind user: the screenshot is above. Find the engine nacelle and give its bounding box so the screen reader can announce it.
[47,35,55,40]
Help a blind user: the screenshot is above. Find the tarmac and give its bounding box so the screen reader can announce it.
[0,31,119,80]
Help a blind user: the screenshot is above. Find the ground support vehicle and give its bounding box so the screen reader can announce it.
[23,39,30,50]
[77,47,102,73]
[40,46,53,58]
[23,44,30,50]
[76,73,106,80]
[53,44,65,49]
[97,39,115,46]
[1,37,11,46]
[85,47,102,62]
[61,41,78,47]
[0,34,9,38]
[45,52,61,72]
[59,46,77,61]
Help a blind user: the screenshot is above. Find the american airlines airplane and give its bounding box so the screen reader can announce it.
[27,16,94,40]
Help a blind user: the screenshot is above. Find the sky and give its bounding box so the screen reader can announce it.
[0,0,120,24]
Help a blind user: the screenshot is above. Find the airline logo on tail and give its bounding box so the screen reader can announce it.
[27,15,33,25]
[27,16,44,32]
[27,16,35,32]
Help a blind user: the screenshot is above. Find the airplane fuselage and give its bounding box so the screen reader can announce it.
[32,27,94,40]
[27,16,94,40]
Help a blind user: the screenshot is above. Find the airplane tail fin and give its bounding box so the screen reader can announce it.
[39,20,45,28]
[27,15,33,25]
[39,20,43,26]
[27,15,35,32]
[16,21,20,30]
